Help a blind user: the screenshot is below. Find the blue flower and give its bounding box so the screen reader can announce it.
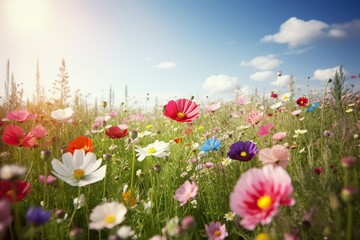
[26,206,51,226]
[199,138,221,153]
[306,101,319,112]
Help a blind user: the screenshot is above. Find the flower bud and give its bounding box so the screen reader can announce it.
[181,215,196,230]
[40,150,52,161]
[102,101,107,109]
[102,153,112,161]
[69,227,84,240]
[341,186,358,203]
[341,156,356,169]
[130,130,138,140]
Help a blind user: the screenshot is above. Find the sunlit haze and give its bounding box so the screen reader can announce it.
[1,0,359,109]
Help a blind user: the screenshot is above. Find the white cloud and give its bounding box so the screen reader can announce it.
[202,75,237,93]
[270,75,292,86]
[250,71,275,81]
[261,17,360,47]
[261,17,328,47]
[312,66,346,81]
[240,54,282,70]
[156,62,176,69]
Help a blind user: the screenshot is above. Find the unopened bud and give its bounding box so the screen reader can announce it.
[69,227,84,240]
[181,215,196,229]
[102,153,112,161]
[102,101,107,109]
[130,130,138,140]
[341,156,356,169]
[341,186,358,203]
[40,150,52,161]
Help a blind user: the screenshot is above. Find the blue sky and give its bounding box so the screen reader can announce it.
[1,0,359,108]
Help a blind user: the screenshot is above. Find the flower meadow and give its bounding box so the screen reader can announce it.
[0,89,359,240]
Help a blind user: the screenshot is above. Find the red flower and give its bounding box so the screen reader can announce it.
[314,167,323,175]
[184,128,193,135]
[0,180,32,202]
[2,125,36,148]
[296,97,309,107]
[67,136,94,154]
[174,137,183,143]
[163,99,199,123]
[271,92,278,99]
[105,126,128,139]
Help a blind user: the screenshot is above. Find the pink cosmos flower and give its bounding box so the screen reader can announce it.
[2,110,37,122]
[235,96,249,105]
[258,123,274,137]
[272,132,287,141]
[29,125,47,139]
[164,99,199,123]
[2,125,36,148]
[205,102,221,113]
[39,175,57,185]
[258,145,290,168]
[205,221,228,240]
[230,165,295,230]
[246,111,263,125]
[173,180,198,206]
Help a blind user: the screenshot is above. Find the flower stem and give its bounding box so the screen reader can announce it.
[130,142,136,192]
[346,203,353,240]
[43,161,48,208]
[67,187,82,231]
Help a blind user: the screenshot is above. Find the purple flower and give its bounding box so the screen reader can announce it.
[227,141,258,161]
[26,207,51,226]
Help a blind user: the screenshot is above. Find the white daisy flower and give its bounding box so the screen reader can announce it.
[281,92,292,102]
[89,201,127,230]
[135,140,170,161]
[51,150,106,187]
[116,225,135,239]
[51,107,74,122]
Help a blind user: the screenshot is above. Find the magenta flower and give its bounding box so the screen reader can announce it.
[205,221,228,240]
[230,165,295,230]
[39,175,57,185]
[258,145,290,168]
[164,99,199,123]
[258,123,274,137]
[173,180,198,206]
[2,125,36,148]
[2,110,37,122]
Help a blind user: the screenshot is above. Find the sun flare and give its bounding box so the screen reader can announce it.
[4,0,49,33]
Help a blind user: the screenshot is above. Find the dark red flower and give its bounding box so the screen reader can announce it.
[296,97,309,107]
[105,126,128,139]
[314,167,323,175]
[0,180,32,203]
[271,92,278,99]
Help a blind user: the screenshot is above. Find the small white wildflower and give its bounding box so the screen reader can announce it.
[299,117,305,121]
[180,172,188,178]
[117,225,134,239]
[143,200,152,214]
[345,108,353,113]
[73,194,86,209]
[186,164,193,172]
[136,169,142,177]
[109,144,118,151]
[224,211,236,221]
[299,148,306,154]
[190,200,197,208]
[222,158,232,166]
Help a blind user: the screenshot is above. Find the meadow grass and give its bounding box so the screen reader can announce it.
[0,90,359,240]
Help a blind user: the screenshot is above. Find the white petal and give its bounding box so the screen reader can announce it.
[83,159,103,174]
[62,153,75,170]
[51,159,72,177]
[73,150,85,168]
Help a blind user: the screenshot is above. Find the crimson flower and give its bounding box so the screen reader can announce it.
[2,125,36,148]
[271,92,278,99]
[67,136,94,154]
[296,97,308,107]
[2,110,37,122]
[0,180,32,203]
[163,99,199,123]
[105,125,128,139]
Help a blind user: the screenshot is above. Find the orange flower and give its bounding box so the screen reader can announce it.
[67,136,94,154]
[121,190,137,207]
[174,137,183,143]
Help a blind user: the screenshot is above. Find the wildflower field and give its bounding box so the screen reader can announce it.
[0,78,359,240]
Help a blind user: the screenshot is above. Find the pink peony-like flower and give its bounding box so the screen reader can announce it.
[205,221,228,240]
[205,103,221,113]
[230,165,295,230]
[173,180,198,206]
[2,110,37,122]
[258,123,274,137]
[272,132,287,141]
[258,145,290,168]
[246,111,263,125]
[235,96,249,105]
[164,99,199,123]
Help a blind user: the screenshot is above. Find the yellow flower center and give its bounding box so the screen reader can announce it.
[214,230,221,237]
[105,215,116,224]
[300,100,304,104]
[255,233,270,240]
[148,147,156,154]
[177,112,185,118]
[240,151,247,157]
[73,169,85,179]
[257,195,272,210]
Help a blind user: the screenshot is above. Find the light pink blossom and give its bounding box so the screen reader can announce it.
[245,111,263,125]
[2,110,37,122]
[272,132,287,141]
[173,180,198,206]
[235,96,249,105]
[259,145,290,168]
[205,103,221,113]
[230,165,295,230]
[205,221,228,240]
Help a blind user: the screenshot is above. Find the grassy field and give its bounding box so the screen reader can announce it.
[0,87,359,240]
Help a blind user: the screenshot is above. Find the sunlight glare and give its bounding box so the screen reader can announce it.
[4,0,49,33]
